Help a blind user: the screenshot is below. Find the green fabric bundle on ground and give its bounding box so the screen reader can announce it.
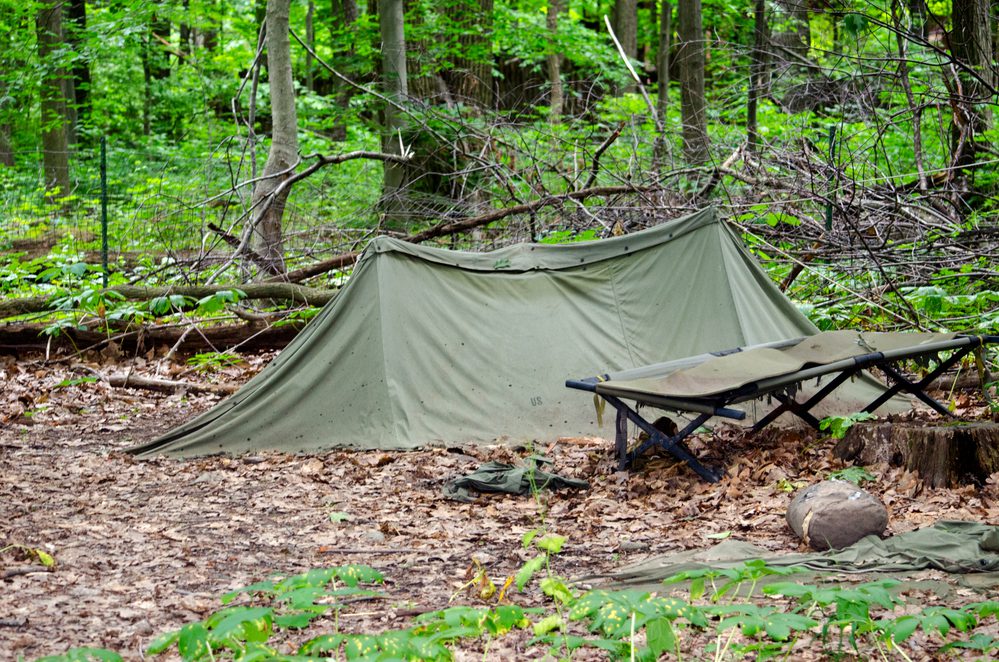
[443,457,589,502]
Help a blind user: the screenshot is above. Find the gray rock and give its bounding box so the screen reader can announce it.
[786,480,888,551]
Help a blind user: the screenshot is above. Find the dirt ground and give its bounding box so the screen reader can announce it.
[2,351,998,661]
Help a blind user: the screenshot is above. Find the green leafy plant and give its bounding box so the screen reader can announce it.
[1,543,55,568]
[146,565,384,661]
[186,351,244,372]
[35,649,123,662]
[819,411,876,439]
[827,466,877,485]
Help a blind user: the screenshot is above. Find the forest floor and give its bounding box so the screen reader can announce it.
[2,350,999,661]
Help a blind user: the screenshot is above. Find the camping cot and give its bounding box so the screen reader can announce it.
[567,331,998,480]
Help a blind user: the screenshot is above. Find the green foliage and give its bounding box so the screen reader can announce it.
[39,552,999,662]
[147,565,384,661]
[186,351,244,372]
[828,466,877,485]
[538,228,599,244]
[35,649,123,662]
[819,411,876,439]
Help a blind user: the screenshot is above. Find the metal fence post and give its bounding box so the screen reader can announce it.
[825,125,837,232]
[100,136,108,288]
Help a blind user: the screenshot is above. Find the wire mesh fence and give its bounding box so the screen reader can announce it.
[0,142,388,272]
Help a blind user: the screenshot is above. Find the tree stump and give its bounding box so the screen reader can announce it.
[834,422,999,488]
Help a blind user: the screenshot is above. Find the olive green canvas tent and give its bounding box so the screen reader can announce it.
[129,207,877,458]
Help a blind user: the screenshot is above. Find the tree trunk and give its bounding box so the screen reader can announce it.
[656,0,671,118]
[613,0,638,93]
[746,0,768,153]
[676,0,709,165]
[328,0,359,140]
[547,0,563,121]
[452,0,495,108]
[0,124,13,167]
[150,14,172,79]
[36,1,71,196]
[66,0,89,130]
[834,422,999,488]
[949,0,995,171]
[249,0,298,275]
[180,0,191,49]
[305,0,315,92]
[379,0,409,225]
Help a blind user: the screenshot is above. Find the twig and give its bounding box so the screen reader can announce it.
[317,548,419,554]
[604,15,663,135]
[1,566,50,580]
[583,122,625,190]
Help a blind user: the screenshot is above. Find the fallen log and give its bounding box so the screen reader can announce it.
[0,322,303,356]
[103,372,239,395]
[834,421,999,488]
[0,283,336,319]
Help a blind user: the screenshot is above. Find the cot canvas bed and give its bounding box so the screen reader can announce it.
[566,331,997,482]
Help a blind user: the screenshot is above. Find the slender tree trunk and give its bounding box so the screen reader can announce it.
[180,0,191,49]
[305,0,315,92]
[657,0,671,119]
[0,124,13,167]
[613,0,638,92]
[379,0,409,223]
[328,0,359,140]
[249,0,298,275]
[66,0,90,128]
[547,0,563,121]
[676,0,708,164]
[142,28,153,136]
[446,0,494,108]
[150,15,172,78]
[36,1,71,195]
[747,0,768,153]
[950,0,995,171]
[892,0,927,189]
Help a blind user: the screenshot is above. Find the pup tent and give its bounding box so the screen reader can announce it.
[129,207,883,458]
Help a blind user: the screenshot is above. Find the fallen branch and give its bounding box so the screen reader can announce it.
[0,283,336,319]
[1,566,50,580]
[0,322,303,356]
[277,184,654,283]
[102,372,239,395]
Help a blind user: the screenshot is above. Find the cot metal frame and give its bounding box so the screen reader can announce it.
[566,334,997,481]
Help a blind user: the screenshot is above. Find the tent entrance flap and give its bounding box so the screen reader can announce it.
[567,332,998,478]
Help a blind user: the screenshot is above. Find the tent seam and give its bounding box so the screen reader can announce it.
[607,258,637,366]
[374,256,402,447]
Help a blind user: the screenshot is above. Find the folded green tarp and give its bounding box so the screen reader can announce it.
[589,521,999,590]
[443,457,589,502]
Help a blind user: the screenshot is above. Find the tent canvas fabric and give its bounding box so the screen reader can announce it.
[129,207,884,458]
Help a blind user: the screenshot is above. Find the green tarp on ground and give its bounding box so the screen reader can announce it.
[129,207,890,458]
[585,521,999,591]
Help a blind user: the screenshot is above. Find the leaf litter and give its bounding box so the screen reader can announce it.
[1,350,998,659]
